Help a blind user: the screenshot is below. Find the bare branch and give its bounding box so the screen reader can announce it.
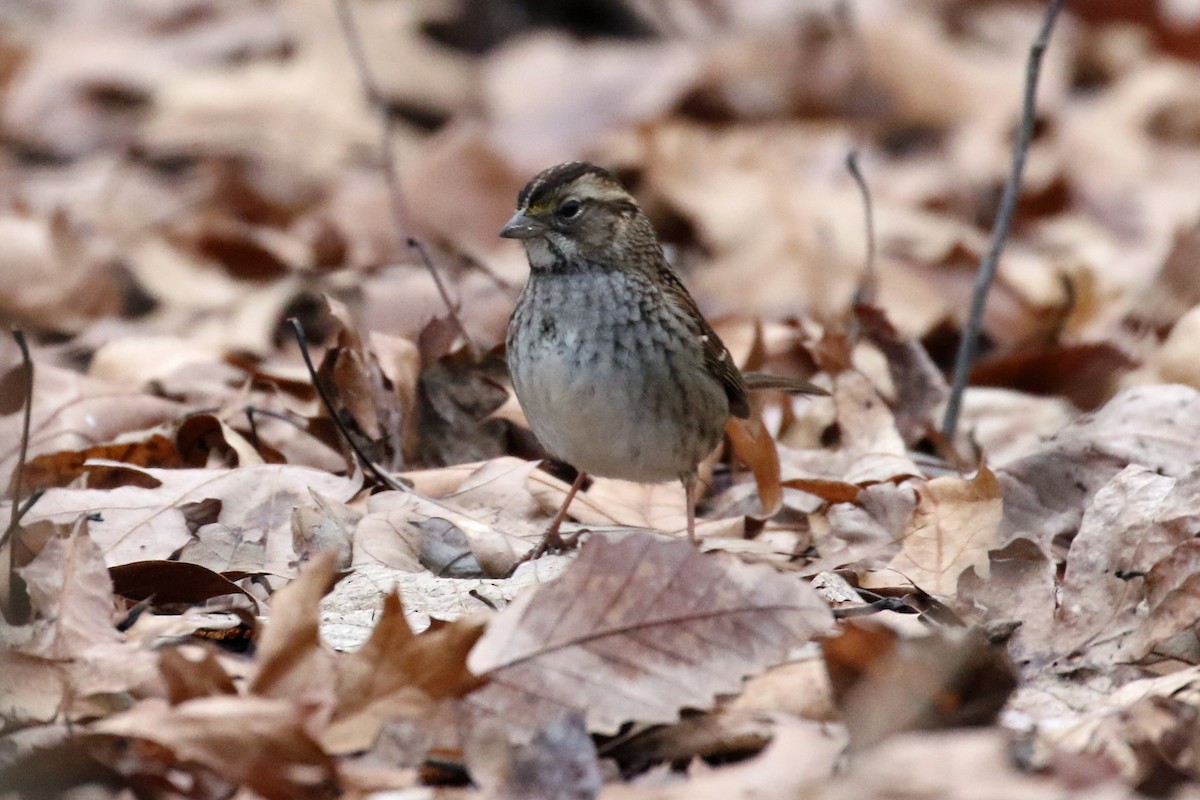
[941,0,1067,443]
[3,328,34,622]
[331,0,476,357]
[846,150,878,307]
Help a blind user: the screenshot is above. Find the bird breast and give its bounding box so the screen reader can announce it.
[507,268,729,482]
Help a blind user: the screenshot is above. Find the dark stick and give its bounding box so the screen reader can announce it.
[846,150,878,307]
[331,0,476,357]
[4,330,32,537]
[287,318,409,493]
[941,0,1066,443]
[0,491,46,552]
[4,329,34,621]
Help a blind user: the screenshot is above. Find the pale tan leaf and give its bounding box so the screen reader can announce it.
[17,526,121,659]
[0,650,66,728]
[888,467,1003,595]
[466,532,833,735]
[23,464,361,569]
[92,695,337,800]
[999,384,1200,546]
[249,551,339,706]
[323,591,485,753]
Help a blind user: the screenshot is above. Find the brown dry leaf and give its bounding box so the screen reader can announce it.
[1128,220,1200,334]
[970,342,1136,411]
[1149,303,1200,388]
[600,710,777,775]
[803,481,920,575]
[0,212,125,333]
[953,388,1077,467]
[108,560,256,610]
[292,490,362,569]
[730,657,837,721]
[21,434,183,492]
[318,557,569,649]
[1050,464,1200,668]
[415,347,513,468]
[1137,539,1200,662]
[781,478,862,505]
[158,647,239,705]
[957,537,1058,671]
[822,621,1017,753]
[465,712,602,800]
[364,458,552,575]
[0,362,183,493]
[483,33,701,171]
[466,532,833,736]
[888,467,1003,595]
[778,369,918,493]
[828,729,1130,800]
[598,718,845,800]
[249,551,340,707]
[854,303,948,444]
[323,591,486,753]
[23,463,361,569]
[92,695,338,800]
[317,296,418,472]
[725,416,783,519]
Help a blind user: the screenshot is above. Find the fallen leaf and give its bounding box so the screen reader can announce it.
[23,463,361,569]
[323,590,486,752]
[16,525,121,659]
[725,415,783,519]
[92,695,338,800]
[249,551,340,707]
[888,467,1003,595]
[466,532,833,735]
[998,384,1200,547]
[822,620,1017,752]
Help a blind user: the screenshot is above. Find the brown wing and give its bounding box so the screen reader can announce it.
[656,265,751,420]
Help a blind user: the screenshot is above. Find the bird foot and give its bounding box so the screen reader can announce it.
[508,527,584,575]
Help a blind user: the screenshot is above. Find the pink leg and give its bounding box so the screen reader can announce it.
[533,471,587,557]
[682,474,697,545]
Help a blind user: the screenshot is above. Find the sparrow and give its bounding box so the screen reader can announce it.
[502,161,825,554]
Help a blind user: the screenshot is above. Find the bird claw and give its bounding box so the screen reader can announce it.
[508,528,584,576]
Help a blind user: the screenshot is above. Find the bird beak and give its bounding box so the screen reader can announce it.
[499,210,545,240]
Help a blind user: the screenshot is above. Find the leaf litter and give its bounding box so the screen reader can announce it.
[3,1,1200,798]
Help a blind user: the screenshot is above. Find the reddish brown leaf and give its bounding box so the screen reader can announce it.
[781,477,862,504]
[822,620,1016,752]
[21,434,182,492]
[725,415,783,518]
[109,560,256,609]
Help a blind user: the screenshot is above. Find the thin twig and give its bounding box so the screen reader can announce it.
[4,330,32,538]
[288,318,410,493]
[0,491,44,552]
[941,0,1066,443]
[331,0,476,357]
[4,329,34,621]
[406,238,478,354]
[846,150,878,307]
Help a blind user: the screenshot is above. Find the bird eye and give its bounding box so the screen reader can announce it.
[556,199,581,220]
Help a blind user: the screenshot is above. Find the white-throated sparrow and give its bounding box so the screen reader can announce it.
[502,162,825,553]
